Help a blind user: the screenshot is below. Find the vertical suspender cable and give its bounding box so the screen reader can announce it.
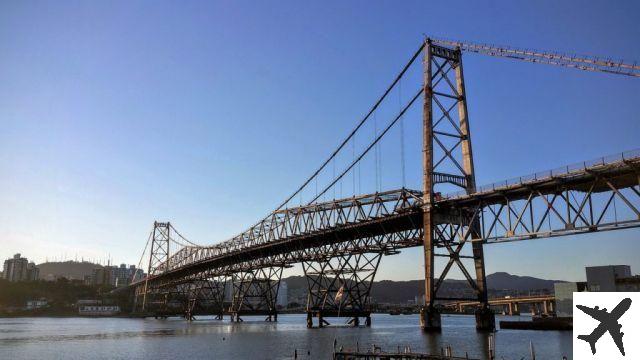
[332,158,336,199]
[374,111,379,192]
[399,78,406,188]
[273,43,425,211]
[352,137,356,194]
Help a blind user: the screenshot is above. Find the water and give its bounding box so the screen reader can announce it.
[0,314,572,359]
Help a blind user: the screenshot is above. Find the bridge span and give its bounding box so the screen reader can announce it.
[443,295,556,316]
[131,38,640,331]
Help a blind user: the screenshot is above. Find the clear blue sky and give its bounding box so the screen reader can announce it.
[1,1,639,282]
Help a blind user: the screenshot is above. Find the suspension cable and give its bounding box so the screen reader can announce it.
[374,110,379,192]
[308,87,423,204]
[169,224,201,247]
[131,228,153,282]
[273,42,425,211]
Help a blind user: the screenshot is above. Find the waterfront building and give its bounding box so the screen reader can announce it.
[554,265,639,317]
[615,276,640,291]
[78,305,120,316]
[553,282,587,317]
[26,299,48,310]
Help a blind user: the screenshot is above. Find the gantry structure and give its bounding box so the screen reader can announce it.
[131,37,640,331]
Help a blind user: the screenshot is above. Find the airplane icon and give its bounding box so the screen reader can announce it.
[577,298,632,356]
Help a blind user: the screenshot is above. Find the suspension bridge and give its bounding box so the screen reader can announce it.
[129,37,640,331]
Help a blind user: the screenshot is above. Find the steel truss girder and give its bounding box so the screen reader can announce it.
[135,276,227,319]
[183,278,227,320]
[229,266,283,321]
[144,229,422,290]
[447,173,640,243]
[303,246,382,327]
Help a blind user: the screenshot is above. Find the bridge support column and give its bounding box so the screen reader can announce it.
[420,305,441,331]
[303,251,382,328]
[230,267,283,322]
[475,305,495,331]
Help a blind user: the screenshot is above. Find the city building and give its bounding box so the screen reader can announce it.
[586,265,632,292]
[3,254,39,282]
[114,264,144,287]
[91,267,115,286]
[277,281,288,307]
[26,262,39,281]
[90,264,144,287]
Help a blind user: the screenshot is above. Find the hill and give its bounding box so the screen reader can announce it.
[486,272,563,292]
[36,261,102,281]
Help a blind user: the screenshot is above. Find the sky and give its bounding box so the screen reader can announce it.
[1,1,639,282]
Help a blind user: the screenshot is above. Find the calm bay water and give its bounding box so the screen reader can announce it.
[0,314,572,359]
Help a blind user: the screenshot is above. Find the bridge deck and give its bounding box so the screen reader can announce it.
[137,152,639,286]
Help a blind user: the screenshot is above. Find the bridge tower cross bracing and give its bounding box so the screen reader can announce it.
[139,221,171,312]
[420,39,494,331]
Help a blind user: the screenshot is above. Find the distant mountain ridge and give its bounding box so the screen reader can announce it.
[486,272,564,291]
[32,261,564,304]
[282,272,565,304]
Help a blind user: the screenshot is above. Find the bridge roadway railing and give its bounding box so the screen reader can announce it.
[442,149,640,200]
[436,150,640,244]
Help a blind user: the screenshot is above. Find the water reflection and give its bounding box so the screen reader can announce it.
[0,314,572,359]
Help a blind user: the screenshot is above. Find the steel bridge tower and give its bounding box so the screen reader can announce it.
[420,39,495,331]
[136,221,171,312]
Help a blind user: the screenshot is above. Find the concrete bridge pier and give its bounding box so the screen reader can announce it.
[506,302,520,316]
[420,305,441,331]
